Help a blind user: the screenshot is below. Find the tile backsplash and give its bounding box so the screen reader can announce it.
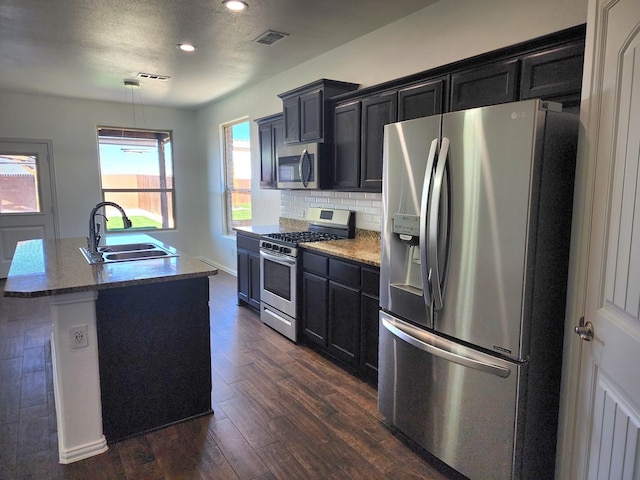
[280,190,382,232]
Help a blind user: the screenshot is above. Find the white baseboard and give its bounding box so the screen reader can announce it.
[58,437,108,464]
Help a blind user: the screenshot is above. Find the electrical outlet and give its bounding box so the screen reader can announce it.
[71,325,89,349]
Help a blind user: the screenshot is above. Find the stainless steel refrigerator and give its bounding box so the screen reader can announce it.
[378,99,578,480]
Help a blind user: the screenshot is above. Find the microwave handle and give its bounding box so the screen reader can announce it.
[298,149,310,188]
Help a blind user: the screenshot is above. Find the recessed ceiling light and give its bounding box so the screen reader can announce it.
[177,43,197,52]
[223,0,248,12]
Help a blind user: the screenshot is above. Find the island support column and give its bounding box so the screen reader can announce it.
[50,290,108,464]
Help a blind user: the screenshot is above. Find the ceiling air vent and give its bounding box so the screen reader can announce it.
[253,30,289,46]
[136,72,171,81]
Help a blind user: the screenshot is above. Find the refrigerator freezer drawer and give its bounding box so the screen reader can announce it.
[378,311,524,480]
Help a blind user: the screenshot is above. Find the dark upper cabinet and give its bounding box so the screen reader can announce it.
[360,91,397,191]
[333,77,446,191]
[300,89,323,142]
[333,101,361,189]
[398,77,446,121]
[278,79,359,145]
[255,113,283,189]
[321,26,584,192]
[520,40,585,112]
[282,97,300,144]
[450,58,519,111]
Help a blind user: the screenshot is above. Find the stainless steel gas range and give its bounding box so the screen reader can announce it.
[259,208,355,342]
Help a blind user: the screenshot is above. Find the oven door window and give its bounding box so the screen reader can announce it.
[263,257,291,300]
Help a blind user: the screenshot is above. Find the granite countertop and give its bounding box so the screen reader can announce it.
[301,230,381,267]
[234,218,308,239]
[235,222,381,267]
[234,225,282,238]
[4,234,218,298]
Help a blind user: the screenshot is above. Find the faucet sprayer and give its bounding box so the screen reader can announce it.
[87,202,132,258]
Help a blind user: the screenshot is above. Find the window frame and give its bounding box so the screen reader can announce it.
[96,126,176,232]
[222,119,252,235]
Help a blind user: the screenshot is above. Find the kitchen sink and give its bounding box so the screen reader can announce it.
[80,243,178,264]
[98,243,156,253]
[103,250,170,261]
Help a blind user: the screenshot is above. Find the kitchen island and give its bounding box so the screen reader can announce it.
[4,234,217,464]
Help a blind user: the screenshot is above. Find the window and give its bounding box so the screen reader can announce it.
[97,127,175,231]
[223,120,251,234]
[0,154,41,213]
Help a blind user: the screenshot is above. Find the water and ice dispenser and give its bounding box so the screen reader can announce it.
[381,213,433,329]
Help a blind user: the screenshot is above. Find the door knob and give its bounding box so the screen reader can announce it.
[574,316,594,342]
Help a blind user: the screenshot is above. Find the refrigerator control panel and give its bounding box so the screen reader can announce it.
[392,214,420,237]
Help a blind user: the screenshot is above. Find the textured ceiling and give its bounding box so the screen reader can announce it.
[0,0,438,109]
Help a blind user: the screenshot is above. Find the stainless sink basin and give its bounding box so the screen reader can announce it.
[98,243,156,253]
[80,243,178,264]
[103,250,169,261]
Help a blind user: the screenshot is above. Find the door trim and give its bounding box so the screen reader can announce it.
[555,1,613,477]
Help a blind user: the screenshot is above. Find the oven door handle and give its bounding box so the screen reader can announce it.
[260,250,297,266]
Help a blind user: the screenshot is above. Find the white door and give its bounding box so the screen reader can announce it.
[0,139,58,278]
[563,0,640,478]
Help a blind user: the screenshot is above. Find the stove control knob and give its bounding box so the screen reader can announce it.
[281,247,291,254]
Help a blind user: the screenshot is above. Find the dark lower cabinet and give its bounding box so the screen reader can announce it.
[301,250,380,385]
[328,280,360,366]
[302,271,328,346]
[360,267,381,383]
[237,231,261,310]
[96,277,212,443]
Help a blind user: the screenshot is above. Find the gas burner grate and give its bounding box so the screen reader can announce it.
[265,231,341,245]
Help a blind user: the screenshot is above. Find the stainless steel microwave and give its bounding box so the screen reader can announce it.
[276,143,324,189]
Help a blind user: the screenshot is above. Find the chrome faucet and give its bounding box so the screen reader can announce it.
[87,202,133,259]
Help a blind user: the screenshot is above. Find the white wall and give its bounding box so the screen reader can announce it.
[197,0,587,273]
[0,92,204,256]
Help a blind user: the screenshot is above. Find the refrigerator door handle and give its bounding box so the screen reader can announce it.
[419,138,439,308]
[381,316,511,378]
[428,136,450,310]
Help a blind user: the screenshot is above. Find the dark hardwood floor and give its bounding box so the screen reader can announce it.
[0,270,456,480]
